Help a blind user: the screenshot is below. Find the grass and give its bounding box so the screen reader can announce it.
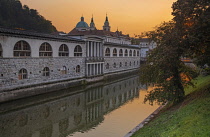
[132,75,210,137]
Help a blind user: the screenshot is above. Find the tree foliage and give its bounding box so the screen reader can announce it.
[0,0,57,33]
[140,0,210,105]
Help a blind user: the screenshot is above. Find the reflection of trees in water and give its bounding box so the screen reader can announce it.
[17,112,28,127]
[59,118,69,133]
[74,113,82,125]
[40,124,53,137]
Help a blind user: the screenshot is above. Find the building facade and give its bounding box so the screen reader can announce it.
[0,15,140,95]
[139,38,156,62]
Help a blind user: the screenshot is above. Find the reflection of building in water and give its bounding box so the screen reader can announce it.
[0,76,141,137]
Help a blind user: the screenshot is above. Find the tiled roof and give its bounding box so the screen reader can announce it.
[139,38,151,42]
[68,28,130,40]
[0,27,84,42]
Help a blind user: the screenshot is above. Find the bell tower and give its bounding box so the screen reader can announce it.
[103,14,111,31]
[90,15,96,30]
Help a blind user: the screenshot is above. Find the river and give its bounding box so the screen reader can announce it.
[0,76,159,137]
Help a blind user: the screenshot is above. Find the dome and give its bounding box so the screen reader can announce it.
[76,17,89,28]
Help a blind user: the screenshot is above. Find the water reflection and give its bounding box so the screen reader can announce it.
[0,76,146,137]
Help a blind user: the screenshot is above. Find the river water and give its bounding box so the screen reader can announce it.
[0,76,159,137]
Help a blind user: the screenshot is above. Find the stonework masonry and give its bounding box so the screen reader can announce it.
[0,21,140,102]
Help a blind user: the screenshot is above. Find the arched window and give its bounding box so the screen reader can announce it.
[59,44,69,56]
[74,45,82,56]
[120,62,122,67]
[61,66,67,74]
[0,44,2,57]
[129,50,132,57]
[134,61,136,66]
[119,49,123,56]
[18,68,27,80]
[113,63,116,68]
[39,42,52,57]
[130,62,132,66]
[125,62,127,66]
[43,67,50,76]
[105,48,110,56]
[137,61,139,65]
[124,49,128,57]
[14,40,31,57]
[113,48,117,57]
[137,51,140,56]
[76,65,80,73]
[106,63,109,69]
[133,50,136,56]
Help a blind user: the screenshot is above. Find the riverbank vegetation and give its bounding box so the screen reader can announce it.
[0,0,57,33]
[139,0,210,105]
[132,75,210,137]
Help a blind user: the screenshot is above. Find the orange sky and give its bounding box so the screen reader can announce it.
[20,0,176,37]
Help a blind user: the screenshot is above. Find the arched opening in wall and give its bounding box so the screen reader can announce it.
[129,50,132,57]
[125,62,127,67]
[134,61,136,66]
[59,44,69,56]
[130,62,132,66]
[119,49,123,56]
[43,67,50,76]
[0,44,2,57]
[61,66,67,74]
[113,48,117,57]
[125,49,128,57]
[105,63,109,69]
[18,68,27,80]
[74,45,82,56]
[105,48,110,56]
[113,63,117,68]
[39,42,52,57]
[119,62,122,67]
[137,51,140,56]
[76,65,80,73]
[14,40,31,57]
[133,50,136,56]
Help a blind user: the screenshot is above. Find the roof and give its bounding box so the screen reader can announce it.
[68,28,130,40]
[76,16,89,28]
[0,27,84,43]
[139,38,151,43]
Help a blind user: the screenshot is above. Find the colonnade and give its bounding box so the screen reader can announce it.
[87,63,104,76]
[87,41,103,57]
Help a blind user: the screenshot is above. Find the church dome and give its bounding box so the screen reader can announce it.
[76,17,89,28]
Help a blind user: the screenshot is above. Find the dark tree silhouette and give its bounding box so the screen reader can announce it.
[0,0,57,33]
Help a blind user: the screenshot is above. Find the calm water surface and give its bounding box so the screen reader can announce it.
[0,76,159,137]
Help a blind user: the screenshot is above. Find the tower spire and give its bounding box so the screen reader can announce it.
[90,14,96,30]
[103,14,111,31]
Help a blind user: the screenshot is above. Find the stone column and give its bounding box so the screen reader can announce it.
[93,64,95,75]
[87,41,89,57]
[101,63,103,74]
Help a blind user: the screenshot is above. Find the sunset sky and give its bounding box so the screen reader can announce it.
[20,0,176,37]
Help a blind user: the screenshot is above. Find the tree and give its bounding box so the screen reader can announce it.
[140,22,197,105]
[0,0,57,33]
[172,0,210,66]
[140,0,210,105]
